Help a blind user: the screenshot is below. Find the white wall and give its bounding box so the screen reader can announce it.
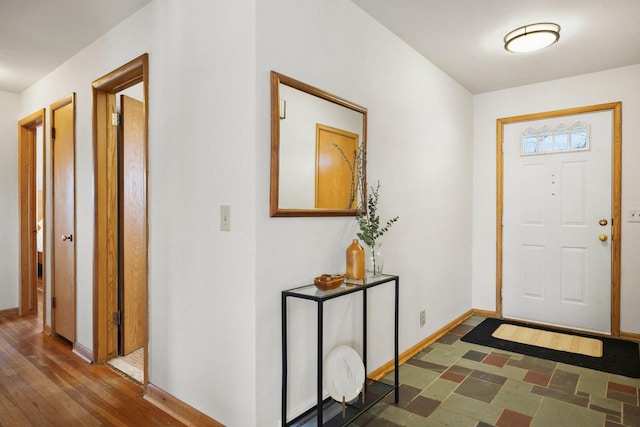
[18,1,257,425]
[472,64,640,334]
[0,91,20,311]
[146,2,256,425]
[256,0,474,424]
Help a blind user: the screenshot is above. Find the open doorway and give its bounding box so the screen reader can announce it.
[18,109,46,329]
[35,125,44,323]
[92,54,149,386]
[106,85,146,383]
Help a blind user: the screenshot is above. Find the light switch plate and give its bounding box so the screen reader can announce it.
[629,209,640,223]
[220,205,231,231]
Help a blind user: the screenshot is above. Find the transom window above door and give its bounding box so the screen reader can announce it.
[521,122,590,155]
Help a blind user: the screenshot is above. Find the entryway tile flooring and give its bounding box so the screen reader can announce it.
[355,316,640,427]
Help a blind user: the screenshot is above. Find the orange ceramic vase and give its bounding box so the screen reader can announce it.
[346,239,365,279]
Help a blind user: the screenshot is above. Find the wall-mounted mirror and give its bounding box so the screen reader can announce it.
[270,71,367,217]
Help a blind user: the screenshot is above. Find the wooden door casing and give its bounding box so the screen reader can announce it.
[18,110,45,317]
[496,102,622,336]
[51,94,76,342]
[92,54,148,380]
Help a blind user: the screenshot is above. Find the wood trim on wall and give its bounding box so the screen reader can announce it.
[92,54,149,379]
[495,120,504,318]
[621,332,640,342]
[611,103,622,336]
[496,102,622,336]
[0,308,19,319]
[144,383,225,427]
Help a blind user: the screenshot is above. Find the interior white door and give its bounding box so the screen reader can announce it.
[503,111,612,334]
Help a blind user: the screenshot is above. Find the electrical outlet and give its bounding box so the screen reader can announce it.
[629,209,640,223]
[420,310,426,327]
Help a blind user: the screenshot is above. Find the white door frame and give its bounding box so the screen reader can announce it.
[496,102,622,336]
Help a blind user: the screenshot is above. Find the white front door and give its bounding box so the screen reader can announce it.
[502,110,612,334]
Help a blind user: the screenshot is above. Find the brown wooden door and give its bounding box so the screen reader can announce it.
[315,124,359,209]
[51,95,75,342]
[119,95,146,355]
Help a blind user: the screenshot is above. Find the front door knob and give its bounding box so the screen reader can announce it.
[599,218,608,226]
[61,234,73,242]
[598,234,608,242]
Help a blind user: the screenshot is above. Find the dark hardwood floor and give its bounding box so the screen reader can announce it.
[0,309,183,426]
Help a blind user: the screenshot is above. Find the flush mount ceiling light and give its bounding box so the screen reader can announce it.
[504,22,560,53]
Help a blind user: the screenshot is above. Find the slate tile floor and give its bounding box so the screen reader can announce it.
[354,316,640,427]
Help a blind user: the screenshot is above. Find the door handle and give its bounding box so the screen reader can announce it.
[599,218,608,226]
[598,234,608,242]
[61,234,73,242]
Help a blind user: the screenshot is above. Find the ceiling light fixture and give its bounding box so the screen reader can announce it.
[504,22,560,53]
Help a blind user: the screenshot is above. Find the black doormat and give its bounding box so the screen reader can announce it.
[461,318,640,378]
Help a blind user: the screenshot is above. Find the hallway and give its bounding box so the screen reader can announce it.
[0,313,182,426]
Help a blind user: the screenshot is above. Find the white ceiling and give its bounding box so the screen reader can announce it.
[351,0,640,94]
[0,0,151,93]
[2,1,639,94]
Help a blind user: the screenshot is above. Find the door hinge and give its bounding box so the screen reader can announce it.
[51,127,56,139]
[51,297,56,309]
[111,112,121,126]
[112,310,122,325]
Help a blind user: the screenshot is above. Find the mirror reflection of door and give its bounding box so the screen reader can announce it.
[315,124,359,209]
[272,72,367,216]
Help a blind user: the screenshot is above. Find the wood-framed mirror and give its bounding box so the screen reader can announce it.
[270,71,367,217]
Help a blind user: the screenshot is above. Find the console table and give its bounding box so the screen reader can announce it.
[281,274,399,426]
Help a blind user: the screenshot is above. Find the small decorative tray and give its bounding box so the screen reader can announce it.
[313,274,345,291]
